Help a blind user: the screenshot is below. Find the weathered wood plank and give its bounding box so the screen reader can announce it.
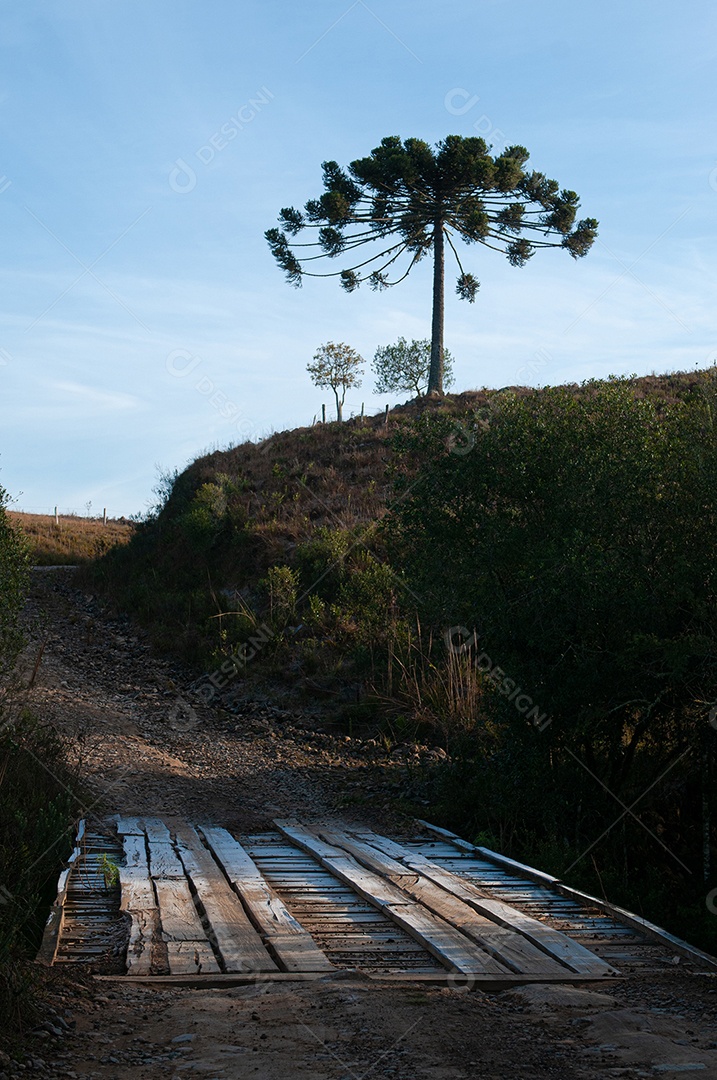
[174,827,277,974]
[154,878,207,942]
[117,828,158,972]
[201,827,266,882]
[98,971,619,989]
[148,841,185,880]
[416,820,559,883]
[274,822,509,975]
[119,832,156,911]
[350,829,614,976]
[142,818,173,844]
[166,940,220,975]
[115,816,145,836]
[119,870,157,912]
[125,908,157,976]
[199,827,332,972]
[317,829,564,976]
[550,881,717,972]
[121,834,147,870]
[37,817,84,968]
[119,816,185,880]
[263,933,333,972]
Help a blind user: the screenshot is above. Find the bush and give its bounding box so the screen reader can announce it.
[0,490,30,690]
[389,373,717,948]
[0,489,81,1047]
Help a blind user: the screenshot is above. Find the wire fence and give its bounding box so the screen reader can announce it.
[10,506,125,523]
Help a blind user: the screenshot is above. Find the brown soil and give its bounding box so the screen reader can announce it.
[7,567,717,1080]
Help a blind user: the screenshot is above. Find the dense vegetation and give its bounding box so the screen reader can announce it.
[91,370,717,952]
[0,494,81,1045]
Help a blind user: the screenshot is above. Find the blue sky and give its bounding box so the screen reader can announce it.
[1,1,716,516]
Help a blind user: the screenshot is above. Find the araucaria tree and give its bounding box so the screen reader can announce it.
[373,337,455,398]
[307,342,363,421]
[266,135,598,394]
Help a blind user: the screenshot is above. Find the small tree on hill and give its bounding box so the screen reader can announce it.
[307,342,363,421]
[373,337,455,398]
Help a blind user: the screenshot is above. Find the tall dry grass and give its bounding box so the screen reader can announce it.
[8,513,134,565]
[379,624,486,747]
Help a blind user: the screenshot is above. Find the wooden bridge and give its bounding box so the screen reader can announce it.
[39,816,717,988]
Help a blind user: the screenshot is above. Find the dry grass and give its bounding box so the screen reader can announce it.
[8,512,134,565]
[379,626,487,747]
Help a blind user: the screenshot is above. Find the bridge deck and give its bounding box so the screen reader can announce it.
[39,816,717,986]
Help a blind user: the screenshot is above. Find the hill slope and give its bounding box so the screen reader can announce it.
[87,370,717,954]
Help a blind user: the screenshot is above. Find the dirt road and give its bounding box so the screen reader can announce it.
[9,567,717,1079]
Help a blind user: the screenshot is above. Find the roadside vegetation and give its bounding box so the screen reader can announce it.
[0,497,83,1050]
[89,369,717,953]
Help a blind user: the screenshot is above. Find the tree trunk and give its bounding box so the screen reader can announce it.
[334,387,343,422]
[427,221,445,395]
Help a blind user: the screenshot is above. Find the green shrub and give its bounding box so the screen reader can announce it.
[260,565,299,626]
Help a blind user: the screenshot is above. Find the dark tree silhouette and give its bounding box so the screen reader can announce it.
[266,135,598,394]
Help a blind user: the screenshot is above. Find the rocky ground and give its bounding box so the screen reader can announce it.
[4,566,717,1080]
[19,566,440,836]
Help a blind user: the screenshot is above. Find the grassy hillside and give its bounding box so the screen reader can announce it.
[88,369,717,952]
[9,512,134,565]
[86,391,499,687]
[88,371,710,679]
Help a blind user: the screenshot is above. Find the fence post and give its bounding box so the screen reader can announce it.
[384,404,389,425]
[54,506,59,525]
[321,403,326,424]
[103,508,107,526]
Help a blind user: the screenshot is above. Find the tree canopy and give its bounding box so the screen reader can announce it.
[267,135,598,393]
[372,337,454,397]
[307,341,364,421]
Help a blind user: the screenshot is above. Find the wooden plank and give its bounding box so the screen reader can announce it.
[148,841,185,879]
[38,819,86,966]
[121,834,147,870]
[551,882,717,972]
[275,822,510,975]
[120,870,157,912]
[119,833,156,911]
[417,822,717,972]
[98,971,619,989]
[318,829,566,976]
[174,827,277,974]
[417,820,560,883]
[115,816,145,836]
[263,933,334,972]
[352,830,614,977]
[166,940,220,975]
[142,818,173,844]
[154,878,207,942]
[119,816,184,878]
[201,827,332,973]
[125,908,157,976]
[201,827,266,882]
[405,858,612,975]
